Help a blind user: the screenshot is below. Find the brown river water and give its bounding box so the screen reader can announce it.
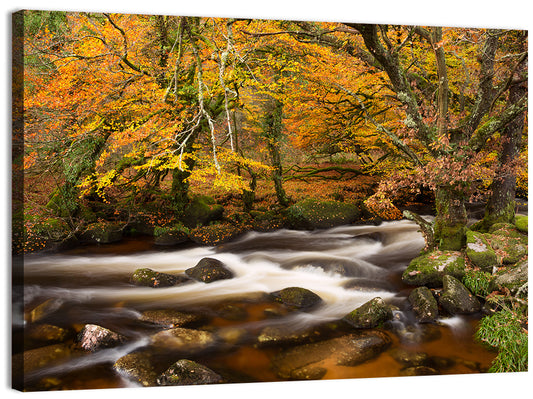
[13,220,498,391]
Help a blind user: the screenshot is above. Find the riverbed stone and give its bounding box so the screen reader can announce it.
[77,324,127,352]
[27,298,63,323]
[26,324,70,343]
[389,348,429,367]
[140,309,205,328]
[185,257,234,283]
[399,366,439,376]
[157,359,224,386]
[408,286,439,323]
[286,198,360,230]
[113,351,159,387]
[131,268,190,288]
[271,330,391,380]
[270,287,323,310]
[438,275,481,315]
[12,343,84,377]
[342,297,393,328]
[150,327,217,353]
[402,250,466,287]
[465,230,499,272]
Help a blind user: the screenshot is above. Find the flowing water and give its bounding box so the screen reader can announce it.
[14,220,497,391]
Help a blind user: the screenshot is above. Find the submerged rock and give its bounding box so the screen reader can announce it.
[113,351,158,387]
[131,268,190,288]
[389,348,429,367]
[286,198,360,230]
[27,298,63,323]
[77,324,127,352]
[157,359,224,386]
[185,257,234,283]
[270,287,323,310]
[271,330,391,380]
[408,286,439,323]
[402,250,466,287]
[13,343,83,377]
[140,309,205,328]
[438,275,481,315]
[342,297,393,328]
[150,327,217,353]
[26,324,70,343]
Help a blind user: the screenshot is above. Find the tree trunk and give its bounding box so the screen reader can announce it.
[481,47,527,227]
[433,185,468,250]
[263,98,290,207]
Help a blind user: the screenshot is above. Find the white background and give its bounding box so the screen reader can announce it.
[2,1,531,398]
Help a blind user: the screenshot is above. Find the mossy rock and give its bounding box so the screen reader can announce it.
[342,297,393,328]
[131,268,190,288]
[438,275,481,315]
[153,224,189,246]
[514,215,528,233]
[485,224,528,264]
[139,310,206,328]
[490,260,528,298]
[157,359,223,386]
[113,351,159,387]
[270,287,323,310]
[286,198,360,230]
[408,286,439,323]
[80,221,123,244]
[189,223,246,246]
[182,196,224,228]
[402,251,466,287]
[185,258,234,283]
[465,230,499,272]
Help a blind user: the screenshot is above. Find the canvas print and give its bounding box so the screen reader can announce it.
[12,9,528,392]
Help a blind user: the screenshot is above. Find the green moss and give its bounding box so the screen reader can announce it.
[402,250,466,287]
[465,230,498,272]
[514,215,528,233]
[286,198,360,230]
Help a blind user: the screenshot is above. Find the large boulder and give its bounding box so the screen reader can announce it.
[270,287,323,311]
[185,258,234,283]
[485,224,528,264]
[286,198,360,230]
[438,275,481,315]
[150,327,217,353]
[182,195,224,228]
[342,297,393,328]
[408,286,439,323]
[131,268,190,288]
[153,224,189,246]
[77,324,127,352]
[402,251,466,287]
[157,359,224,386]
[271,330,391,380]
[113,351,158,387]
[465,230,499,272]
[189,223,245,246]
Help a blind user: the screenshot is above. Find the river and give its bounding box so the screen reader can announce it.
[14,219,497,391]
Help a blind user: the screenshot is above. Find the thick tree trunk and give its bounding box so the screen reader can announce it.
[433,185,468,250]
[481,51,527,227]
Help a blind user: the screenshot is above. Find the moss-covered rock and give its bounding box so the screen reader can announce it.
[485,224,528,264]
[153,224,189,246]
[185,258,234,283]
[270,287,323,310]
[286,198,360,230]
[157,359,224,386]
[408,286,439,323]
[342,297,393,328]
[131,268,190,288]
[438,275,481,315]
[402,251,466,287]
[139,310,205,328]
[465,230,499,272]
[182,195,224,228]
[80,221,123,244]
[189,223,245,246]
[490,260,528,298]
[514,215,528,233]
